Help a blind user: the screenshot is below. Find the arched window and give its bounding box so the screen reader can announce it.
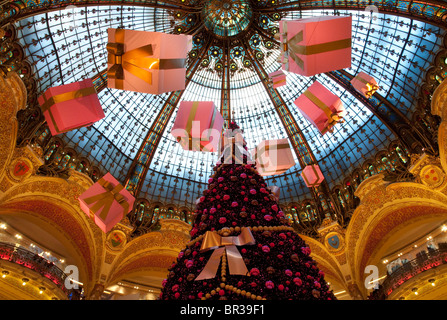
[76,160,89,173]
[43,140,60,162]
[57,151,74,169]
[36,127,51,147]
[304,204,316,221]
[290,207,299,224]
[384,156,394,171]
[318,193,329,212]
[285,211,293,224]
[136,202,146,221]
[352,173,362,188]
[335,189,346,208]
[152,206,160,223]
[395,146,409,164]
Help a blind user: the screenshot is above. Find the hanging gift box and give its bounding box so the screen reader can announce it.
[301,164,324,187]
[171,101,224,152]
[294,81,347,135]
[350,72,379,98]
[252,139,295,176]
[278,16,352,77]
[79,173,135,233]
[38,79,104,136]
[268,69,287,88]
[107,28,192,94]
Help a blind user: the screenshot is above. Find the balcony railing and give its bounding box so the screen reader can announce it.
[369,245,447,299]
[0,241,70,295]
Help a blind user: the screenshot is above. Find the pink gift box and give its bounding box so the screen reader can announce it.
[350,72,379,98]
[294,81,346,135]
[301,164,325,187]
[107,28,192,94]
[171,101,224,152]
[279,16,352,76]
[268,70,287,88]
[79,173,135,233]
[252,139,295,176]
[38,79,104,136]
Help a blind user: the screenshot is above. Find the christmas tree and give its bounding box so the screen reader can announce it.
[160,122,336,300]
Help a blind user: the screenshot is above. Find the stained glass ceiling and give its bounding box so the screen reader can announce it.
[13,1,445,207]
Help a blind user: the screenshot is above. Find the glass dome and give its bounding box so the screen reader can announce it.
[11,1,445,212]
[202,0,253,38]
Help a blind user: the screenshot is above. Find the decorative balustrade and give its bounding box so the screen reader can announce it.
[368,245,447,299]
[0,241,71,296]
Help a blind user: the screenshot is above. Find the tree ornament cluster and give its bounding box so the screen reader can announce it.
[160,122,336,300]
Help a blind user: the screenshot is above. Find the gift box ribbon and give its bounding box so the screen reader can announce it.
[302,164,323,187]
[82,177,130,221]
[254,142,290,170]
[177,102,218,151]
[107,29,186,89]
[278,21,351,71]
[303,89,344,131]
[195,228,255,280]
[354,75,379,98]
[269,72,286,86]
[39,86,97,133]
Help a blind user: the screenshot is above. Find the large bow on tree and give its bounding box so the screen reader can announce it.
[195,228,255,281]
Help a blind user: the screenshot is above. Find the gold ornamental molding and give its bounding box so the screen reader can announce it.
[0,72,27,185]
[0,172,107,296]
[299,233,348,294]
[431,77,447,174]
[104,219,191,287]
[346,175,447,297]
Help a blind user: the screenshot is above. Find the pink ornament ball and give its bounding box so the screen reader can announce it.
[265,281,275,289]
[262,245,270,253]
[250,268,260,276]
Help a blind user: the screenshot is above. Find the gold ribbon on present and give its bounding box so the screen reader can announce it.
[302,164,323,187]
[107,29,186,89]
[278,21,351,72]
[254,142,290,170]
[39,86,97,133]
[177,102,218,151]
[195,228,255,281]
[82,177,130,222]
[354,75,379,98]
[303,89,344,133]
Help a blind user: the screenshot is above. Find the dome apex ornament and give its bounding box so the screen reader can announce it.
[202,0,253,38]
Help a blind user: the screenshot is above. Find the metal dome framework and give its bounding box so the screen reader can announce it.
[1,0,446,236]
